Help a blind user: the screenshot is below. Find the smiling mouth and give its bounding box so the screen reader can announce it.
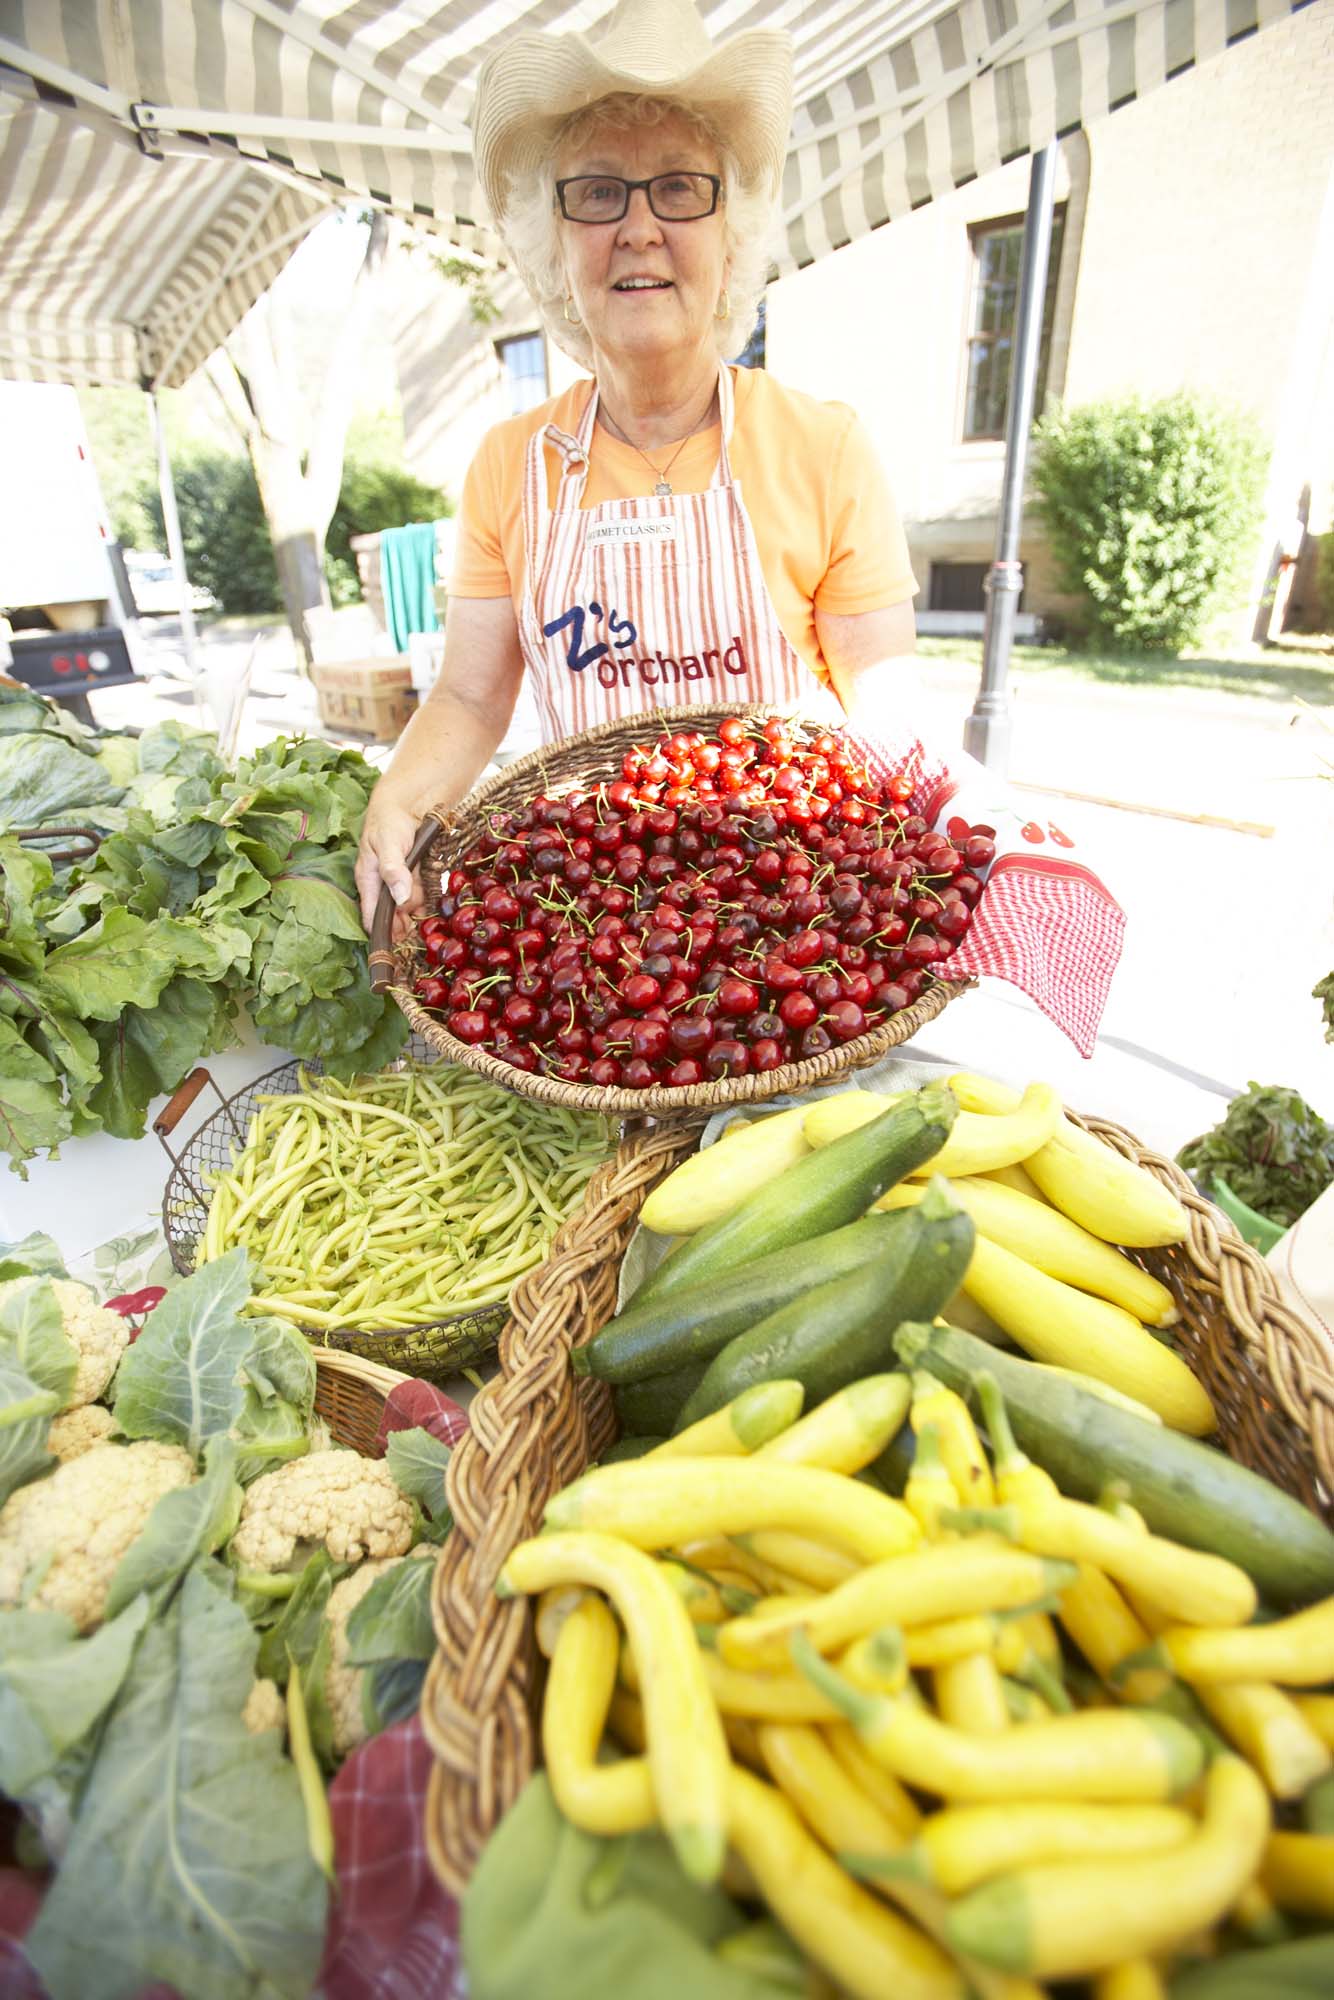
[613,278,672,292]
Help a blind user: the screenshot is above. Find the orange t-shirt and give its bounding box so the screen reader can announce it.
[449,366,917,683]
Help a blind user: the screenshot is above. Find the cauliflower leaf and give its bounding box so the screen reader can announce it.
[0,1351,59,1507]
[384,1426,453,1542]
[345,1554,435,1669]
[26,1565,328,2000]
[105,1436,242,1622]
[112,1251,255,1456]
[0,1597,151,1796]
[0,1273,77,1407]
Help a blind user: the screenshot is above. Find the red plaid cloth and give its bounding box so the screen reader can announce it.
[859,726,1125,1058]
[0,1377,471,2000]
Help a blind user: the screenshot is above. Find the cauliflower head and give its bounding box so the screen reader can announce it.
[46,1404,119,1463]
[229,1450,415,1572]
[0,1440,195,1632]
[0,1276,131,1409]
[324,1557,402,1758]
[242,1677,287,1736]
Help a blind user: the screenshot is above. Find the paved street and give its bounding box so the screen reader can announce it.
[85,617,1334,1152]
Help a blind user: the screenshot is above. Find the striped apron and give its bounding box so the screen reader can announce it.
[517,364,833,744]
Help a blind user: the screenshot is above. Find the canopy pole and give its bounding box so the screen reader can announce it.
[147,389,201,678]
[964,140,1060,774]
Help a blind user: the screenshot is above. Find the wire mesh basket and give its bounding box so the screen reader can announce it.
[155,1038,511,1378]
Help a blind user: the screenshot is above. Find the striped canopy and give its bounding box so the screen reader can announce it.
[0,0,1307,389]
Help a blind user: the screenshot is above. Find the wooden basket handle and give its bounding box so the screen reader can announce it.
[369,811,448,994]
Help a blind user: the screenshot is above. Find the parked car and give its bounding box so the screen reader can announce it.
[124,551,215,617]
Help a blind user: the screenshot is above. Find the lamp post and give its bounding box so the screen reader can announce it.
[964,140,1059,772]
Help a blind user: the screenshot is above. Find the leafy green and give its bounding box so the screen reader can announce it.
[0,732,124,828]
[111,1251,256,1454]
[1316,972,1334,1044]
[254,1550,345,1685]
[0,1350,59,1505]
[0,1230,69,1282]
[0,1272,78,1404]
[0,1598,151,1795]
[0,694,408,1176]
[361,1654,429,1737]
[385,1426,453,1540]
[241,1316,317,1418]
[230,1388,311,1483]
[26,1565,329,2000]
[1178,1082,1334,1228]
[105,1436,243,1619]
[345,1555,435,1667]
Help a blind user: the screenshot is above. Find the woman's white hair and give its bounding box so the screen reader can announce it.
[498,93,778,372]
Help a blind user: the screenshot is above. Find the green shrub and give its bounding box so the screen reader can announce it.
[142,449,280,616]
[325,461,451,606]
[1032,393,1269,652]
[139,448,451,616]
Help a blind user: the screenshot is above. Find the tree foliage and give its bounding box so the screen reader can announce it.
[1032,393,1269,653]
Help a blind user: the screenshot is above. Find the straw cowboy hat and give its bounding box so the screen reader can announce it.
[472,0,794,227]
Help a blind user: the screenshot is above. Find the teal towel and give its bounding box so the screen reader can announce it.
[379,521,440,651]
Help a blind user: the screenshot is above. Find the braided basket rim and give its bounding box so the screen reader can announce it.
[419,1106,1334,1898]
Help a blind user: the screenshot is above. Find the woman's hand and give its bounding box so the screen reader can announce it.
[356,795,424,937]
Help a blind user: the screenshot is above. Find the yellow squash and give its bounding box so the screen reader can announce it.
[640,1104,813,1235]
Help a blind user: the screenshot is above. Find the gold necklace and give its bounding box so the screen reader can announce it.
[599,390,717,497]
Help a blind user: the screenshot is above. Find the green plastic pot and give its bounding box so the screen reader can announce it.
[1211,1176,1287,1255]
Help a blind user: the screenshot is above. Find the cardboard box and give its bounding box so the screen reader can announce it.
[312,657,417,741]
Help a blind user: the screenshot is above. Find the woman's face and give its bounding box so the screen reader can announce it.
[556,109,728,373]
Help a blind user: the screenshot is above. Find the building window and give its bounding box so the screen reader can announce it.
[497,333,548,415]
[732,296,766,370]
[928,561,1025,614]
[962,210,1064,442]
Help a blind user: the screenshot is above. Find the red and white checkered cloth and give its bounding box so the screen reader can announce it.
[859,725,1126,1058]
[0,1378,471,2000]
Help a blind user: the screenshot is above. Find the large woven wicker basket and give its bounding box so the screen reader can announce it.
[369,702,968,1116]
[420,1112,1334,1896]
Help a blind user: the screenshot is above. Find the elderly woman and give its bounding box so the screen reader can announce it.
[356,0,918,929]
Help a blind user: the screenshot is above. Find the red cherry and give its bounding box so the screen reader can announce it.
[904,934,942,965]
[799,1023,834,1058]
[414,975,449,1010]
[621,972,662,1011]
[667,1057,705,1086]
[779,991,818,1030]
[706,1038,751,1078]
[669,1014,715,1055]
[718,977,760,1019]
[964,833,997,868]
[447,1010,489,1043]
[590,1056,623,1087]
[621,1056,658,1089]
[629,1018,672,1062]
[750,1038,786,1073]
[826,1000,867,1041]
[786,929,824,968]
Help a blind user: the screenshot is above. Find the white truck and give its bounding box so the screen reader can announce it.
[0,381,143,719]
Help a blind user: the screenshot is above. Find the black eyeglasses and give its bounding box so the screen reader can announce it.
[555,172,722,224]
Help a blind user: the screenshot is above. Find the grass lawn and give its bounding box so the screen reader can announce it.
[916,633,1334,708]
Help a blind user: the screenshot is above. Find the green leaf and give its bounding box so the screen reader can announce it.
[1178,1082,1334,1229]
[0,1598,151,1795]
[0,1019,71,1176]
[360,1654,428,1737]
[241,1317,316,1419]
[87,975,226,1139]
[0,1273,78,1403]
[0,1231,69,1281]
[135,720,224,784]
[345,1555,435,1667]
[105,1436,242,1619]
[254,1550,344,1685]
[385,1427,452,1536]
[268,874,367,944]
[0,733,123,830]
[0,837,55,973]
[230,1389,311,1485]
[0,1351,58,1505]
[26,1565,329,2000]
[111,1251,255,1455]
[38,905,178,1021]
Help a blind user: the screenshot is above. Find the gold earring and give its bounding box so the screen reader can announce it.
[563,295,582,325]
[715,289,731,320]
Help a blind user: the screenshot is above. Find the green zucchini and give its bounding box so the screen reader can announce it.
[612,1362,703,1437]
[1169,1935,1334,2000]
[598,1434,666,1464]
[575,1210,912,1385]
[630,1083,957,1308]
[895,1321,1334,1607]
[1303,1769,1334,1834]
[672,1180,974,1430]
